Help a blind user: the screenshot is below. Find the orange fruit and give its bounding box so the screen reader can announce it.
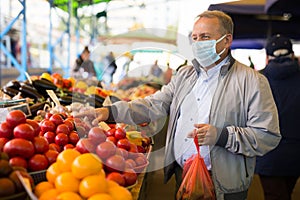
[71,153,103,179]
[46,162,61,183]
[56,149,81,172]
[88,193,114,200]
[55,172,80,193]
[34,181,54,197]
[107,180,119,189]
[56,191,83,200]
[39,188,59,200]
[79,174,108,198]
[108,185,133,200]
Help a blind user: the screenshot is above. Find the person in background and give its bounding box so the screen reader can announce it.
[102,51,118,84]
[150,60,163,78]
[255,34,300,200]
[163,62,173,84]
[76,10,281,200]
[73,46,96,78]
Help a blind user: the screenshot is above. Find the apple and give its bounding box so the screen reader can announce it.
[55,133,69,147]
[88,127,107,145]
[117,138,131,151]
[3,138,35,159]
[96,141,117,160]
[33,136,49,154]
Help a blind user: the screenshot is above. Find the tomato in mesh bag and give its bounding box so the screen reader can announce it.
[176,137,216,200]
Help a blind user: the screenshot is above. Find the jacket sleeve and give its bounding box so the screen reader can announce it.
[108,76,177,125]
[217,71,281,157]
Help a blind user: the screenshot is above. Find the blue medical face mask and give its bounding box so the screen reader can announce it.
[192,34,227,67]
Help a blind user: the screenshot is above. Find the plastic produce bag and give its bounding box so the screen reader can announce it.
[176,137,216,200]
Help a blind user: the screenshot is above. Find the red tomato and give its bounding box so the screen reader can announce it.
[48,143,61,152]
[13,123,35,141]
[68,131,80,145]
[63,119,74,132]
[6,110,26,128]
[43,131,56,144]
[3,138,35,159]
[0,137,9,152]
[96,141,117,160]
[39,119,56,133]
[117,138,131,151]
[106,128,116,137]
[33,136,49,154]
[106,136,117,145]
[49,114,64,126]
[114,128,126,140]
[106,172,125,186]
[26,119,41,136]
[28,154,49,172]
[44,149,59,165]
[105,155,126,173]
[75,138,96,154]
[122,169,137,187]
[63,144,74,150]
[54,133,69,147]
[88,127,107,145]
[9,157,28,169]
[0,122,13,139]
[56,124,70,135]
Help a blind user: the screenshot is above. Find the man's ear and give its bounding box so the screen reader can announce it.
[225,34,233,48]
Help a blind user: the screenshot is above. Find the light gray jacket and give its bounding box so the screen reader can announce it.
[108,54,281,199]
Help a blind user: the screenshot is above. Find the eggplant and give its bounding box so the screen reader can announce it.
[58,96,86,105]
[32,79,57,96]
[1,87,20,97]
[19,85,43,100]
[4,80,21,90]
[29,101,48,117]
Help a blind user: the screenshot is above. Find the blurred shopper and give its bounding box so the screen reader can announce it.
[163,62,173,84]
[76,10,281,200]
[102,51,118,84]
[73,46,96,78]
[255,34,300,200]
[150,60,163,78]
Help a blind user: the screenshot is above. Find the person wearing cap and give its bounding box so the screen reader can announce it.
[255,34,300,200]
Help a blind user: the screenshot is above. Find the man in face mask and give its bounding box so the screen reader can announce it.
[75,10,281,200]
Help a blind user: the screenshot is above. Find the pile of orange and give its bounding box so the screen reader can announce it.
[34,149,132,200]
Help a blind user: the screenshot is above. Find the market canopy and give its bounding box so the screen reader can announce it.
[209,0,300,49]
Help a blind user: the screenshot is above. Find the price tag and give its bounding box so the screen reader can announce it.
[46,90,61,106]
[7,103,31,117]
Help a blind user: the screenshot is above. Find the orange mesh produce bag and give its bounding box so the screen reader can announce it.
[176,137,216,200]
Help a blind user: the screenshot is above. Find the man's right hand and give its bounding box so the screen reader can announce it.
[74,107,109,126]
